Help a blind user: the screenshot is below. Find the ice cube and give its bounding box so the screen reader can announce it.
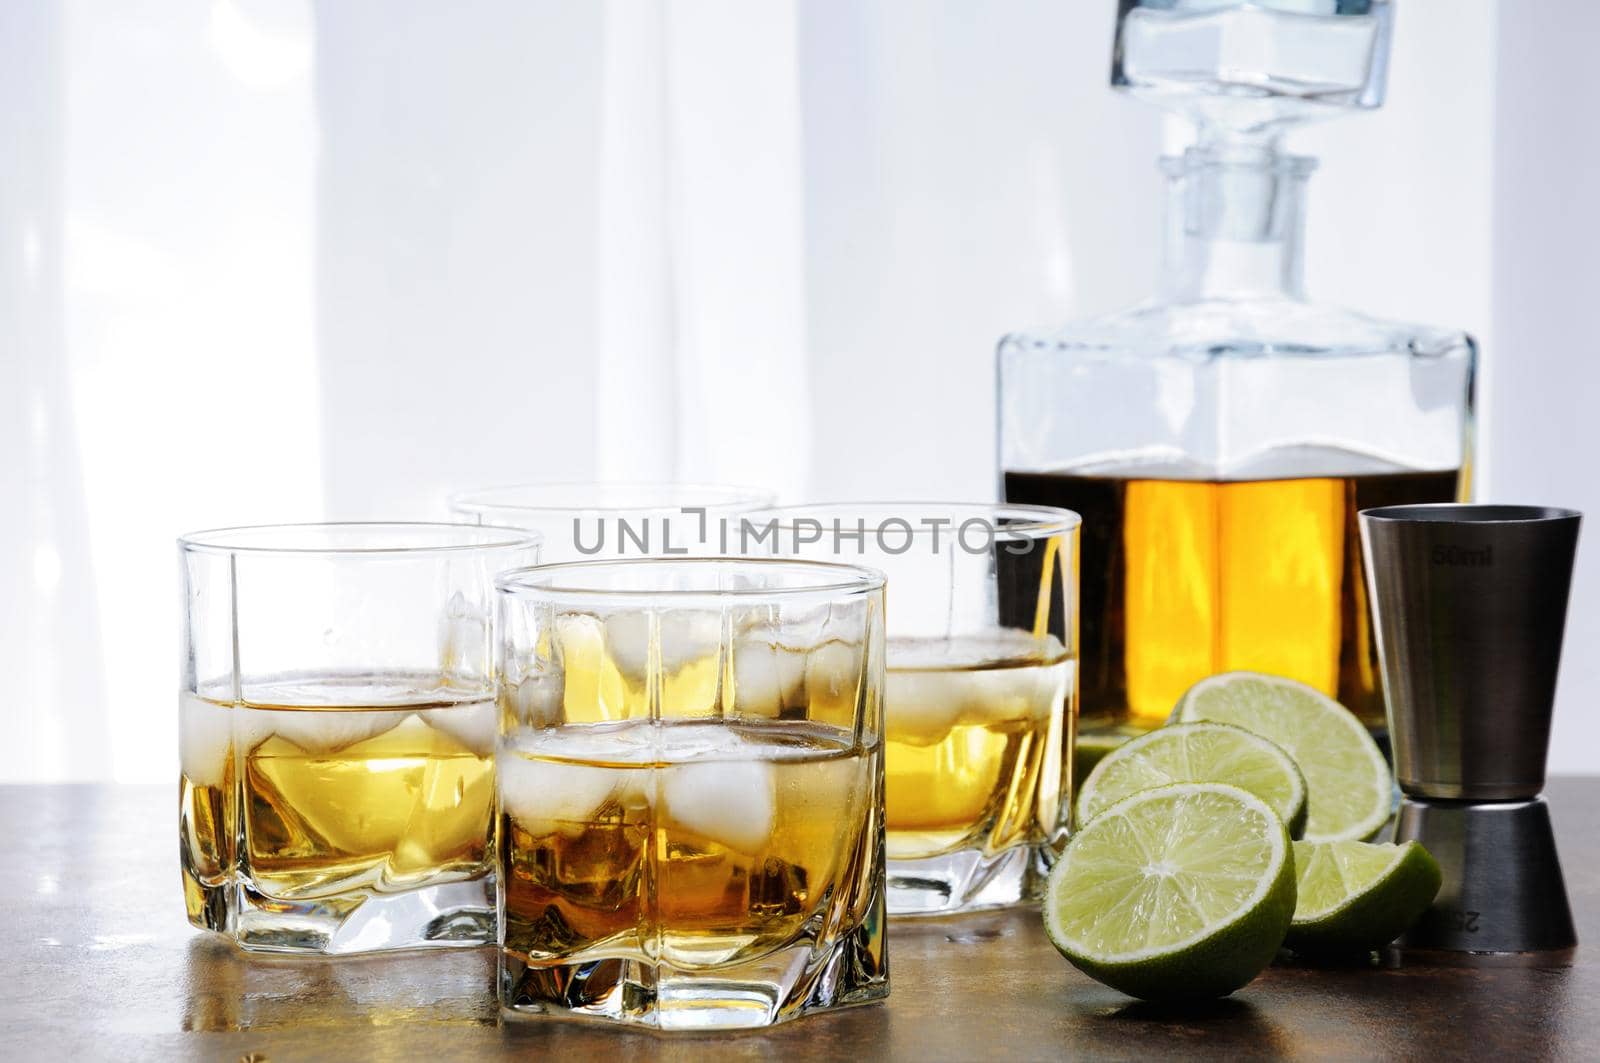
[422,700,496,756]
[816,598,869,646]
[884,632,1070,733]
[603,609,724,683]
[730,603,778,637]
[775,602,832,648]
[662,610,724,670]
[805,640,862,702]
[600,611,651,680]
[653,720,752,761]
[731,639,805,718]
[555,612,605,658]
[249,706,403,753]
[963,668,1054,726]
[662,757,775,853]
[499,750,627,839]
[179,692,232,786]
[502,674,564,729]
[737,601,835,651]
[884,672,965,746]
[437,591,489,677]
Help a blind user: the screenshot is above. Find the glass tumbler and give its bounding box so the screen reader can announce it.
[178,522,541,954]
[744,504,1080,915]
[495,558,887,1030]
[448,481,776,561]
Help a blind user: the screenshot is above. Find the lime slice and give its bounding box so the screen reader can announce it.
[1172,672,1391,843]
[1077,722,1308,838]
[1288,839,1442,953]
[1044,782,1295,1001]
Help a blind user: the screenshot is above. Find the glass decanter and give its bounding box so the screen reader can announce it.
[1000,0,1474,742]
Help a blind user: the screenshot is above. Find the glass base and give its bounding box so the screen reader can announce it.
[887,845,1043,916]
[184,866,231,933]
[191,874,496,955]
[499,926,888,1031]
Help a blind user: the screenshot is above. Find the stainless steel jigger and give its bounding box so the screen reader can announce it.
[1360,503,1581,964]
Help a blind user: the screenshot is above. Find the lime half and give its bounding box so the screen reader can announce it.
[1076,722,1308,838]
[1173,672,1391,843]
[1044,782,1295,1001]
[1288,839,1442,952]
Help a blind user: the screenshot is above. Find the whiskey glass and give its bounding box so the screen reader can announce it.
[449,481,776,561]
[744,504,1079,915]
[495,558,887,1030]
[178,522,541,954]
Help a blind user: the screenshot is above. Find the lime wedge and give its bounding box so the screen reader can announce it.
[1044,782,1295,1001]
[1172,671,1391,843]
[1077,722,1308,838]
[1288,839,1442,952]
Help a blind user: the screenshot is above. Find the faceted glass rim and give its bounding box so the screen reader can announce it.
[496,556,886,604]
[746,501,1082,541]
[178,521,542,557]
[448,481,777,517]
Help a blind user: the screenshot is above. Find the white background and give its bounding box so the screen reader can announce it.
[3,0,1596,782]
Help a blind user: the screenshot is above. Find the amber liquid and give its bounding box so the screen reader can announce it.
[179,679,496,923]
[181,769,236,927]
[884,633,1073,861]
[499,720,874,971]
[1004,466,1459,730]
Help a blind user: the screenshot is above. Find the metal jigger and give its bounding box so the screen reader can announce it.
[1360,504,1581,964]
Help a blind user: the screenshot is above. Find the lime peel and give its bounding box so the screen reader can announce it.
[1288,838,1442,952]
[1076,720,1309,838]
[1172,671,1392,843]
[1045,782,1296,1000]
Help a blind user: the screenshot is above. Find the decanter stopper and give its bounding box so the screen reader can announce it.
[1114,0,1394,140]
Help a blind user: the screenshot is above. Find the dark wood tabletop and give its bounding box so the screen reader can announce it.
[3,780,1595,1061]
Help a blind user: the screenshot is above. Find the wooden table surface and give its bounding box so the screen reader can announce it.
[3,780,1596,1061]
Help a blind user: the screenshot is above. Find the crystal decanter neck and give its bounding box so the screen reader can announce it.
[1159,135,1313,304]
